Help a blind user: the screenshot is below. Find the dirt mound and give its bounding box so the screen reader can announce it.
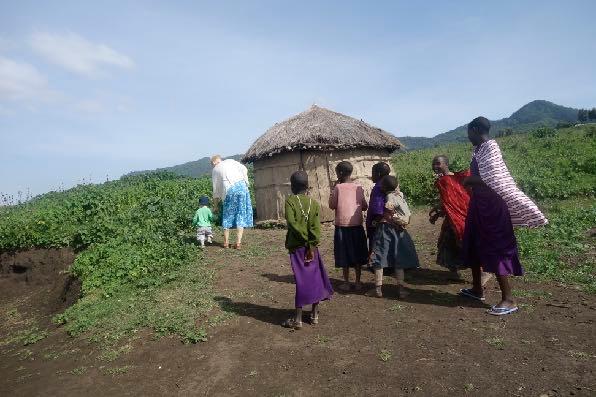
[0,248,80,318]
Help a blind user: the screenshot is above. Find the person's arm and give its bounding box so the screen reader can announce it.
[462,175,485,187]
[328,186,338,210]
[358,186,368,211]
[212,167,223,200]
[241,163,250,186]
[306,202,321,262]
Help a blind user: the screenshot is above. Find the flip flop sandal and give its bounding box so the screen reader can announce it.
[458,288,486,302]
[310,313,319,325]
[487,306,519,316]
[282,318,302,330]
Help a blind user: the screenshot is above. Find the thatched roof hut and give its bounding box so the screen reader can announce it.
[243,105,402,223]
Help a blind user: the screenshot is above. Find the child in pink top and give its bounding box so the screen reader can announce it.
[329,161,369,291]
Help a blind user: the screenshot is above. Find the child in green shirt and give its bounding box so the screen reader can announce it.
[192,196,214,248]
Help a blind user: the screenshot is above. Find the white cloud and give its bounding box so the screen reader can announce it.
[29,32,134,77]
[0,56,56,102]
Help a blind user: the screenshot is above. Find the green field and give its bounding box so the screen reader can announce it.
[0,125,594,350]
[0,173,215,346]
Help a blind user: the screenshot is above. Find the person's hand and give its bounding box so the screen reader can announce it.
[462,177,471,187]
[305,247,314,263]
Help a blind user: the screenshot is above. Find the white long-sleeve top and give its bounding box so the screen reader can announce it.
[211,159,249,200]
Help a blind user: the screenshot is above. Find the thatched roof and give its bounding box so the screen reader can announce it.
[242,105,402,162]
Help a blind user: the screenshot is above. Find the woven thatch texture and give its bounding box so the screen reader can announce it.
[243,105,402,163]
[252,148,393,223]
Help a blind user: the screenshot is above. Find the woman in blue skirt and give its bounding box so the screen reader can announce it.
[211,155,253,249]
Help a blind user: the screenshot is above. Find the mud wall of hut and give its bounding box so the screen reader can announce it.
[251,148,394,223]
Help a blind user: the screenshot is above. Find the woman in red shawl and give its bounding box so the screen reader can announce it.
[428,155,471,279]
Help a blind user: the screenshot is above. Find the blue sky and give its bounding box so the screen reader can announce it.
[1,1,595,198]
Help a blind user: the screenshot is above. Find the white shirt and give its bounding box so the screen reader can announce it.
[211,159,249,200]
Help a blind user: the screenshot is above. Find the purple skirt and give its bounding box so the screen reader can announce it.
[290,247,334,308]
[463,186,523,276]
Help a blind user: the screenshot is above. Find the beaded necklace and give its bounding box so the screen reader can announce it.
[294,194,311,221]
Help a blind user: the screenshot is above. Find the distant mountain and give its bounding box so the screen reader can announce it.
[399,100,580,149]
[125,155,243,178]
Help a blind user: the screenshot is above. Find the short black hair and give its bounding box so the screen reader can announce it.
[381,175,399,192]
[372,162,390,177]
[433,155,449,166]
[468,116,491,135]
[335,161,353,176]
[290,170,309,194]
[199,196,209,206]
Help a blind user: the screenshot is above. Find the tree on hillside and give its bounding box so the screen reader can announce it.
[589,108,596,121]
[578,109,588,122]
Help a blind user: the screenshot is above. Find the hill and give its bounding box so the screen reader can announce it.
[399,100,580,149]
[125,154,243,178]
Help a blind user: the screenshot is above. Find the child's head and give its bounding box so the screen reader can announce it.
[380,175,399,194]
[199,196,210,206]
[372,162,391,183]
[432,155,450,175]
[335,161,353,182]
[290,170,309,194]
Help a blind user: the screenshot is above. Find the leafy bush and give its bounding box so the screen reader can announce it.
[0,172,214,344]
[393,126,596,205]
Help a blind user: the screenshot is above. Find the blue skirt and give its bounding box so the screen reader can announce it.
[370,223,420,270]
[222,181,254,229]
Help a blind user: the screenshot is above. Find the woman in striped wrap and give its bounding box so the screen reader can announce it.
[459,117,547,316]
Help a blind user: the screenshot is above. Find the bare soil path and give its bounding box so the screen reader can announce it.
[1,211,595,396]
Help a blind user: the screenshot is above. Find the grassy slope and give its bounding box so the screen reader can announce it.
[0,173,215,347]
[393,125,596,291]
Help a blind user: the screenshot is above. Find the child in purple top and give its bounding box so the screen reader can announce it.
[366,162,391,251]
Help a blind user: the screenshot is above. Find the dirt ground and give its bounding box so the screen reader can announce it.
[1,211,595,396]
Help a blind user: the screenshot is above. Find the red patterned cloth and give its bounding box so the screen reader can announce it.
[435,170,471,241]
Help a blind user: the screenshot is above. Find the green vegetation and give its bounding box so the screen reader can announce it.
[395,126,595,292]
[0,172,215,346]
[395,126,595,205]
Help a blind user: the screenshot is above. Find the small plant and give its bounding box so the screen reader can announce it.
[463,383,474,392]
[69,366,87,375]
[485,337,505,350]
[316,335,330,345]
[19,327,48,346]
[389,304,404,312]
[378,349,392,362]
[105,365,131,375]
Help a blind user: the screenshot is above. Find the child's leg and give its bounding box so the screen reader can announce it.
[206,227,213,244]
[342,268,350,282]
[223,229,230,246]
[295,306,303,323]
[310,302,319,324]
[395,269,408,299]
[197,231,206,247]
[355,265,362,288]
[374,268,383,297]
[495,275,516,308]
